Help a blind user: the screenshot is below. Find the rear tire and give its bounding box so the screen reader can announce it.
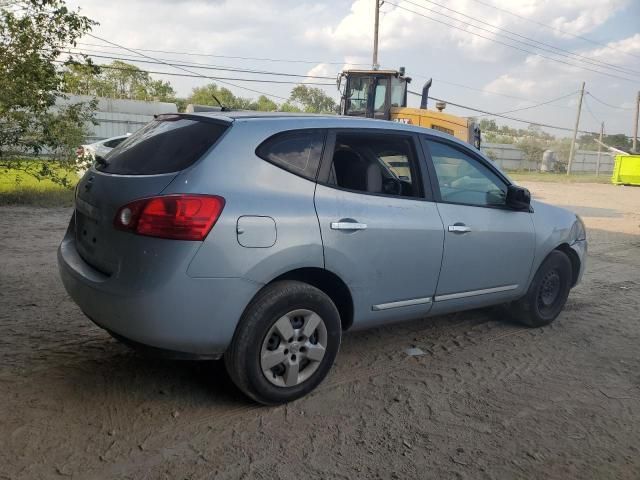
[508,250,572,327]
[224,280,341,405]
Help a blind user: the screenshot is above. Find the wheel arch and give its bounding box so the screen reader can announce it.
[555,243,581,287]
[268,267,354,331]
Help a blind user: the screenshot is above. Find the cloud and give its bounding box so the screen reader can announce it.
[304,0,633,65]
[65,0,637,134]
[588,33,640,64]
[549,0,629,36]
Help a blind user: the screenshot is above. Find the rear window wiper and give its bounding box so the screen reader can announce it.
[94,155,109,168]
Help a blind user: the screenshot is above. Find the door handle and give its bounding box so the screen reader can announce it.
[331,221,367,231]
[448,224,471,234]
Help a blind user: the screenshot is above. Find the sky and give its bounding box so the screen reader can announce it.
[66,0,640,138]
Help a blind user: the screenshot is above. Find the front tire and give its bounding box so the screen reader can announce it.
[508,250,573,327]
[224,281,341,405]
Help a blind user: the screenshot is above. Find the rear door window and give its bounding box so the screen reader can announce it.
[256,129,325,181]
[325,132,423,198]
[100,115,228,175]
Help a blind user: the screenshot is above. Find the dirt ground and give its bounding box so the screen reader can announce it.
[1,181,639,479]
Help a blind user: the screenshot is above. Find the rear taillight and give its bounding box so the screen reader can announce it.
[114,194,225,241]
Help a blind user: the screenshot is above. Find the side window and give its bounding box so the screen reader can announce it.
[390,77,405,107]
[373,82,387,113]
[425,139,507,207]
[256,130,325,181]
[104,137,126,148]
[327,133,422,199]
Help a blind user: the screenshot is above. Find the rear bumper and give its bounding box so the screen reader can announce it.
[58,228,261,356]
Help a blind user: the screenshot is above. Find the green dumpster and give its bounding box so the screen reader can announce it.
[611,154,640,186]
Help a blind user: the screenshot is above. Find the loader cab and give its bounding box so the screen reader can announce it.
[338,69,409,120]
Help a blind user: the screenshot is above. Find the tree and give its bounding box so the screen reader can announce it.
[254,95,278,112]
[604,133,632,151]
[62,61,177,102]
[288,85,337,113]
[518,136,546,168]
[279,102,302,113]
[0,0,97,185]
[187,83,254,109]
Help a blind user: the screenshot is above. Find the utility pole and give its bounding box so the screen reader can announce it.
[567,81,585,175]
[372,0,381,69]
[596,121,604,176]
[633,90,639,152]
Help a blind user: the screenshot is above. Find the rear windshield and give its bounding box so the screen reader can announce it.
[99,116,228,175]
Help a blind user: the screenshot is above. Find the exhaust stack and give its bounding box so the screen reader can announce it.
[420,78,432,109]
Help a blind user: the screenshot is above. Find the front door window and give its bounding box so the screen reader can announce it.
[426,140,507,207]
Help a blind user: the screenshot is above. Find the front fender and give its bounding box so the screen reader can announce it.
[528,200,586,287]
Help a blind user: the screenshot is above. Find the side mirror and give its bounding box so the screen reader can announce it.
[506,185,531,210]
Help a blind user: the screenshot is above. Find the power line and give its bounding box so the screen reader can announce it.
[586,92,634,111]
[65,46,591,116]
[488,91,578,116]
[394,0,639,82]
[386,1,638,83]
[75,41,367,66]
[409,73,576,112]
[582,96,602,130]
[467,0,640,62]
[58,49,336,80]
[412,0,640,78]
[408,89,631,137]
[55,61,333,86]
[65,45,577,110]
[66,47,585,115]
[85,33,289,102]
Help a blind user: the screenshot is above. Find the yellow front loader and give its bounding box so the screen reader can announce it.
[337,68,481,149]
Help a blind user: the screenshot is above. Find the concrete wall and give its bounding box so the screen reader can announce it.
[56,95,178,142]
[481,142,614,174]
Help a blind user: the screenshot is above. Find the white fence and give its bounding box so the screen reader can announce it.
[481,142,614,174]
[57,95,178,142]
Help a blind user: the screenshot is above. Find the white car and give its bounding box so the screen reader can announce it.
[77,134,131,161]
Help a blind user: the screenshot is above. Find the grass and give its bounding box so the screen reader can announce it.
[0,160,77,207]
[507,171,612,184]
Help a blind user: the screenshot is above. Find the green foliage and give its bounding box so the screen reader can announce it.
[62,60,177,102]
[518,136,546,166]
[479,119,555,145]
[0,159,76,206]
[0,0,97,186]
[549,138,572,166]
[187,83,252,109]
[254,95,278,112]
[279,102,303,113]
[288,85,337,113]
[604,133,632,151]
[185,83,336,114]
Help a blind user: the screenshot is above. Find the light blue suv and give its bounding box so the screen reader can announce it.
[58,112,587,404]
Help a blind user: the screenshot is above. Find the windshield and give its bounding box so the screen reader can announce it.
[345,76,372,116]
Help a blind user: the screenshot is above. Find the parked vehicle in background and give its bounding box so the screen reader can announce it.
[76,134,131,162]
[58,112,587,405]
